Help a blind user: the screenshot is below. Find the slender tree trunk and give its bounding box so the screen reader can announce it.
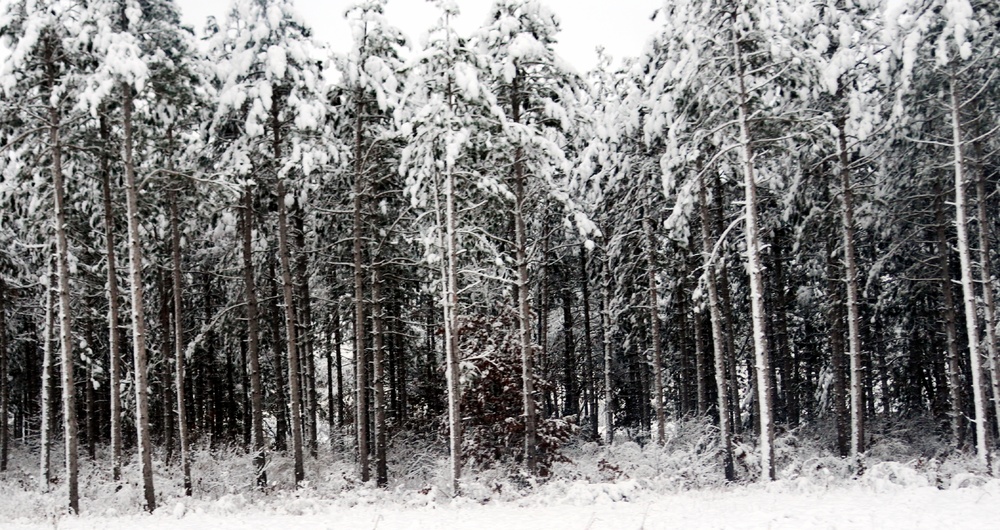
[294,213,318,458]
[837,119,866,457]
[269,258,288,452]
[335,307,344,428]
[949,76,991,465]
[98,110,123,482]
[241,189,267,487]
[974,145,1000,440]
[581,246,598,439]
[169,188,192,495]
[827,240,850,458]
[352,86,369,483]
[371,266,388,487]
[45,37,79,514]
[642,205,666,443]
[511,65,537,473]
[40,263,56,490]
[159,275,174,465]
[734,24,774,480]
[698,169,734,480]
[935,185,966,448]
[694,310,707,416]
[561,268,577,417]
[0,278,7,471]
[326,314,335,447]
[712,174,741,435]
[272,98,305,486]
[122,81,156,512]
[601,253,614,445]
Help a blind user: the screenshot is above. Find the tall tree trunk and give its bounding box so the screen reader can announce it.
[326,313,335,446]
[272,99,305,486]
[949,76,991,465]
[371,266,388,487]
[712,174,741,435]
[98,109,123,482]
[837,118,865,457]
[241,188,267,487]
[269,258,288,451]
[169,188,192,495]
[642,204,666,443]
[158,277,173,465]
[122,81,156,512]
[581,246,598,439]
[0,278,7,471]
[734,23,774,480]
[352,86,369,483]
[935,185,966,448]
[511,64,538,473]
[601,252,615,445]
[335,307,344,429]
[294,213,318,458]
[827,240,850,458]
[561,267,577,417]
[698,169,735,479]
[40,263,56,490]
[974,145,1000,440]
[45,36,80,514]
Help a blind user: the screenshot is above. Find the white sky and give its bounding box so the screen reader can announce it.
[175,0,661,73]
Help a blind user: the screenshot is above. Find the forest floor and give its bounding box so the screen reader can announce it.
[2,419,998,528]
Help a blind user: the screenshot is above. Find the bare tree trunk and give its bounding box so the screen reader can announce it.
[269,258,288,452]
[949,76,991,466]
[159,275,174,465]
[0,278,7,471]
[352,87,369,483]
[239,187,267,487]
[45,36,79,513]
[601,253,614,445]
[371,266,388,487]
[935,185,966,448]
[335,307,344,429]
[98,109,123,482]
[974,145,1000,440]
[169,188,192,495]
[827,241,850,458]
[642,204,666,443]
[581,246,598,439]
[698,169,734,480]
[294,213,318,458]
[122,81,156,512]
[837,119,865,457]
[511,65,537,473]
[40,263,56,490]
[734,23,774,480]
[327,312,336,446]
[712,174,741,435]
[561,268,577,417]
[272,97,305,486]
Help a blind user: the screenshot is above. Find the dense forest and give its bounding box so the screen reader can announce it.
[0,0,998,516]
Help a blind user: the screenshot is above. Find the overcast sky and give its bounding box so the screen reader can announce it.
[175,0,661,73]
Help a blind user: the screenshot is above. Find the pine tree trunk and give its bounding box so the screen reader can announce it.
[974,145,1000,440]
[294,213,318,458]
[352,86,369,483]
[169,188,192,495]
[335,307,344,428]
[371,266,388,487]
[827,241,850,458]
[45,36,80,514]
[272,96,305,486]
[698,169,734,479]
[326,313,335,446]
[269,258,288,452]
[0,278,8,471]
[241,188,267,487]
[159,275,174,465]
[562,268,577,417]
[734,25,774,480]
[581,246,598,439]
[837,119,866,457]
[122,82,156,512]
[935,186,966,448]
[642,205,666,443]
[601,254,615,445]
[438,156,463,493]
[949,76,991,465]
[712,174,741,435]
[511,65,538,473]
[98,109,123,482]
[40,263,56,490]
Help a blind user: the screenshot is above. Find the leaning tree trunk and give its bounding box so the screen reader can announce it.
[272,98,305,487]
[734,25,775,481]
[122,81,156,512]
[240,187,267,488]
[948,76,991,466]
[837,118,865,457]
[642,202,666,444]
[98,109,124,482]
[40,263,56,490]
[45,36,79,514]
[170,187,192,495]
[698,168,735,480]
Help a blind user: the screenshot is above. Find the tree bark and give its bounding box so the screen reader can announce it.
[371,266,388,487]
[294,213,318,458]
[734,23,775,480]
[827,240,850,458]
[0,277,8,471]
[40,263,56,490]
[974,144,1000,441]
[642,204,666,443]
[352,86,370,483]
[169,188,192,495]
[122,81,156,512]
[837,118,865,457]
[949,76,991,465]
[581,246,598,439]
[935,185,966,448]
[240,188,267,487]
[601,253,615,445]
[698,168,734,480]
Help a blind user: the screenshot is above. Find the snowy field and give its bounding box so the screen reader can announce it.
[3,421,999,530]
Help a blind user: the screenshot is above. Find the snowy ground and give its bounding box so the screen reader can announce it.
[3,421,999,529]
[3,483,998,529]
